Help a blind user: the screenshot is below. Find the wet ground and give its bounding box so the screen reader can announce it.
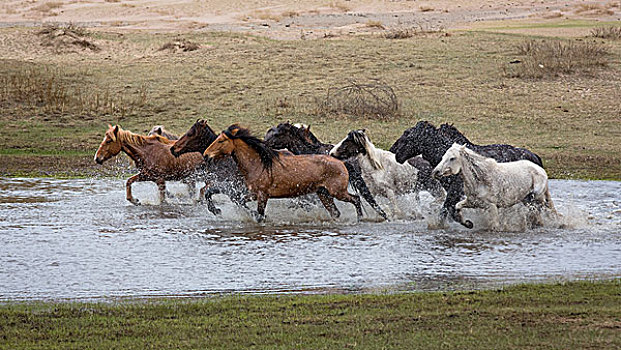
[0,177,619,301]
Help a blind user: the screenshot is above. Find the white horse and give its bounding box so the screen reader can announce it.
[432,143,556,230]
[330,129,421,218]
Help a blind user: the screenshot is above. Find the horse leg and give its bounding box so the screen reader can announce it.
[254,192,268,223]
[345,160,387,220]
[385,188,405,218]
[317,187,340,218]
[332,190,363,221]
[484,203,500,231]
[156,179,166,204]
[203,185,222,215]
[184,178,197,202]
[455,198,474,229]
[126,174,143,205]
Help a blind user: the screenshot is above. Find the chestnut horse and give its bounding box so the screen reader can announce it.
[94,124,205,205]
[204,125,363,222]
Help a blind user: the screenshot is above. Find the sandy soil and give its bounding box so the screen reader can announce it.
[1,0,620,39]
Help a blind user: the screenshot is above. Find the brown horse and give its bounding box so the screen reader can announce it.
[94,124,205,205]
[204,125,363,222]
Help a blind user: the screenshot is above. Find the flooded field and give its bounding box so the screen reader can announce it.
[0,177,619,301]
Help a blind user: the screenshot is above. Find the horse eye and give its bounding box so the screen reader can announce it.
[449,157,456,161]
[218,140,225,144]
[106,139,112,144]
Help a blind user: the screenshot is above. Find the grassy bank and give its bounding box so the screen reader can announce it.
[0,280,619,349]
[1,23,620,179]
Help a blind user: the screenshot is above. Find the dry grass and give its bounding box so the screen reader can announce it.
[281,10,299,18]
[543,11,563,19]
[365,20,385,29]
[507,39,610,79]
[330,1,351,13]
[419,6,435,12]
[317,81,400,120]
[33,1,63,13]
[158,39,200,52]
[574,3,615,15]
[249,9,282,22]
[0,65,148,117]
[591,26,621,40]
[38,23,100,53]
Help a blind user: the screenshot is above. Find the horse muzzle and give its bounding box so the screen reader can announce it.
[94,155,103,165]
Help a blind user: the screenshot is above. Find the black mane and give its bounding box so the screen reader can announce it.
[438,123,471,145]
[225,125,279,171]
[264,122,332,155]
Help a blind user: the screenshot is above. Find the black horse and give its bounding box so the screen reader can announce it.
[390,121,544,228]
[264,122,388,220]
[170,119,249,215]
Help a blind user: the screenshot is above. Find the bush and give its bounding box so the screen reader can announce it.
[317,81,400,120]
[507,39,609,79]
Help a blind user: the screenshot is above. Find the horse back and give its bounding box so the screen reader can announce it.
[471,144,543,167]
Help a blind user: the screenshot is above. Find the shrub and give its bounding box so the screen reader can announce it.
[317,81,399,120]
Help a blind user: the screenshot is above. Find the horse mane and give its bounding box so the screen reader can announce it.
[439,123,471,145]
[225,125,279,171]
[350,130,384,170]
[456,145,494,183]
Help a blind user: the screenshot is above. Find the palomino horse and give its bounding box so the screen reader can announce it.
[390,121,544,227]
[94,124,204,205]
[330,129,439,218]
[264,122,388,220]
[205,125,363,222]
[432,143,556,230]
[148,125,179,140]
[170,119,249,215]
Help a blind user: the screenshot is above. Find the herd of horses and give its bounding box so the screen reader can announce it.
[94,120,558,229]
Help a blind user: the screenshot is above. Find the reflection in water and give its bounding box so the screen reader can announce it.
[0,177,619,300]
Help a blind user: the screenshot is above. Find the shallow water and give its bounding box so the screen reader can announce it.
[0,177,619,301]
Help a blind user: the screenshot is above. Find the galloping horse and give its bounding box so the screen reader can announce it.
[390,121,544,227]
[330,129,444,218]
[432,144,556,230]
[170,119,248,215]
[205,125,363,222]
[94,124,204,205]
[264,122,388,220]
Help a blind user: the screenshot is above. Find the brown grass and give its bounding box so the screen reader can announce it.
[33,1,63,13]
[420,6,435,12]
[574,3,615,15]
[158,39,200,52]
[249,10,282,22]
[591,26,621,40]
[365,20,385,29]
[38,23,100,53]
[543,11,563,19]
[330,2,351,13]
[507,39,610,79]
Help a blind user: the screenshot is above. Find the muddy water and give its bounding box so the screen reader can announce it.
[0,177,619,301]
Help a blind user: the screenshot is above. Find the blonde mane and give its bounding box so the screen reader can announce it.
[112,127,171,145]
[361,133,384,171]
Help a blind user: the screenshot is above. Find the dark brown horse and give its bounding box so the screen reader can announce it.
[94,124,204,205]
[204,125,363,222]
[170,119,249,215]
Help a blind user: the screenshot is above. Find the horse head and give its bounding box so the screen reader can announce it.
[432,143,466,178]
[390,121,440,164]
[264,122,314,153]
[148,125,179,140]
[94,124,122,164]
[171,119,218,157]
[330,130,383,170]
[206,124,279,171]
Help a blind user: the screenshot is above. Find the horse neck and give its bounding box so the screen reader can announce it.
[230,140,268,180]
[362,140,384,170]
[116,130,150,166]
[420,132,453,166]
[457,149,491,191]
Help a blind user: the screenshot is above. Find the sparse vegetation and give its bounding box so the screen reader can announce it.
[574,3,615,16]
[38,23,100,53]
[158,38,200,52]
[33,1,63,13]
[507,39,610,79]
[365,20,385,29]
[330,1,351,13]
[318,81,400,120]
[0,280,619,349]
[419,6,435,12]
[591,26,621,40]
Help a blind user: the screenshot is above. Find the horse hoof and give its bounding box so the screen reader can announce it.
[463,220,474,229]
[128,198,140,206]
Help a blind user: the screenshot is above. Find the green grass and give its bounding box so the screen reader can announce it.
[0,280,619,349]
[1,28,620,179]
